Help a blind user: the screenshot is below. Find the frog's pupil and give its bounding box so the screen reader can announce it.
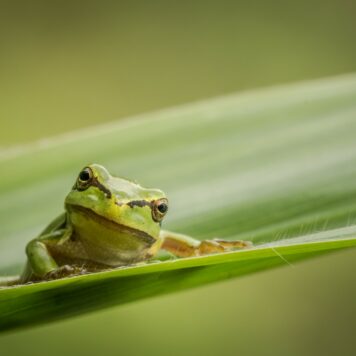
[79,170,90,181]
[157,203,168,214]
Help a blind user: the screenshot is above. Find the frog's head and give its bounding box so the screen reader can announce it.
[65,164,168,244]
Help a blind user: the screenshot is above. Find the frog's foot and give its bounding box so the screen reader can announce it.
[45,265,88,280]
[198,239,253,255]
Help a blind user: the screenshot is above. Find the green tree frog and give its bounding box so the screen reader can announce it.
[16,164,251,283]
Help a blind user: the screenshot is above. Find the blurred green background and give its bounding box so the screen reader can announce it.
[1,1,356,355]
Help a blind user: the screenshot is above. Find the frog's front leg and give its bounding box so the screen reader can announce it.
[23,227,85,282]
[160,230,252,257]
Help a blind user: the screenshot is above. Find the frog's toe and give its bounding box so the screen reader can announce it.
[45,265,87,280]
[213,239,253,249]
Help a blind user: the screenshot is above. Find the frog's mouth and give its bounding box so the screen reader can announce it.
[67,204,156,246]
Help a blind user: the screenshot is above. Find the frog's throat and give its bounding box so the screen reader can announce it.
[67,204,156,246]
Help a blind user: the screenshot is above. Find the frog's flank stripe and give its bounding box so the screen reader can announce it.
[92,177,112,199]
[127,200,152,209]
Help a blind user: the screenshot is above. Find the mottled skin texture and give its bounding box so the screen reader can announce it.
[20,164,252,283]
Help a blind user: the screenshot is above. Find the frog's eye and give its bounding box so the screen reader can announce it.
[77,167,93,190]
[152,198,169,222]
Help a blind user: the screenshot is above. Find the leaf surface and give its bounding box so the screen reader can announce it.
[1,74,356,332]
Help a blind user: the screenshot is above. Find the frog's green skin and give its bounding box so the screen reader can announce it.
[6,164,251,285]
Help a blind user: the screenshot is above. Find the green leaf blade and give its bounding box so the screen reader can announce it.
[1,73,356,332]
[1,233,355,332]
